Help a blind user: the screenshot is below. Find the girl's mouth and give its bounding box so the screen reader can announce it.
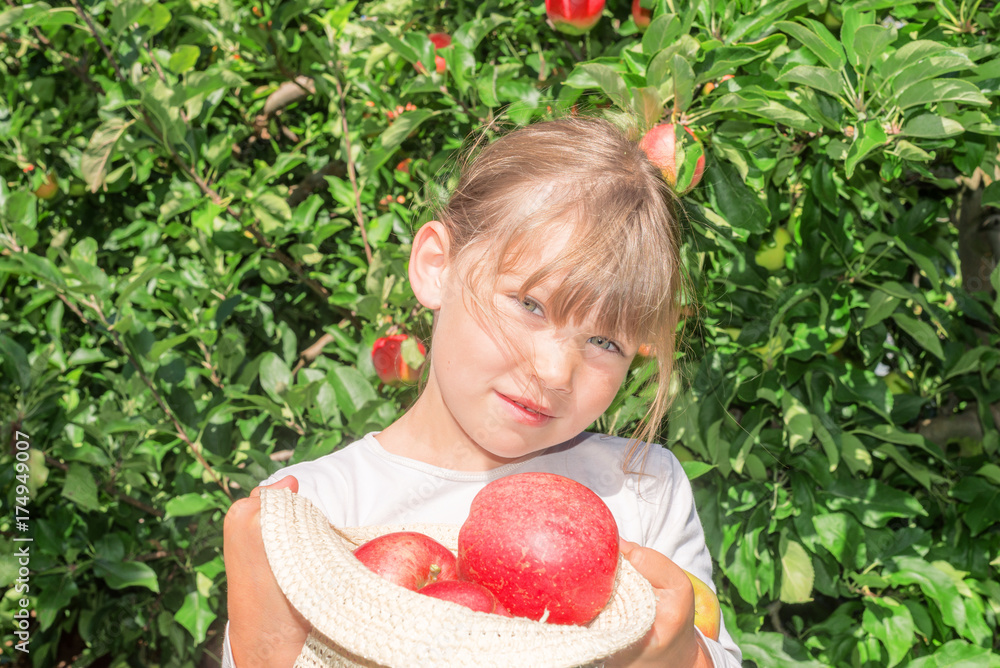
[497,392,552,423]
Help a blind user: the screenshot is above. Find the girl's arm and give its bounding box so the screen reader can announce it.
[609,540,713,668]
[223,477,310,668]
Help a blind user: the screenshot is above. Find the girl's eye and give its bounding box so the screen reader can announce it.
[589,336,621,354]
[518,296,542,314]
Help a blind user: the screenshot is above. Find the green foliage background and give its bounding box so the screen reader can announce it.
[1,0,999,665]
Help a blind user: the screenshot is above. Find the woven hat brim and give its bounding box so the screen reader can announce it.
[260,487,656,668]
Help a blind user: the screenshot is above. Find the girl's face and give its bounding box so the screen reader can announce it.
[421,232,637,469]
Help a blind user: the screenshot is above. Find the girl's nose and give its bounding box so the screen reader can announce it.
[530,335,575,393]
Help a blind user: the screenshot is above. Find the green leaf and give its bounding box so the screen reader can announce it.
[886,557,968,638]
[812,512,865,568]
[671,55,696,115]
[94,560,160,593]
[774,19,845,70]
[821,478,927,527]
[778,535,814,603]
[854,424,946,461]
[736,631,828,668]
[963,487,1000,536]
[363,109,435,175]
[369,22,419,64]
[641,13,684,56]
[439,43,475,95]
[982,180,1000,208]
[890,54,976,96]
[452,14,509,51]
[852,24,896,74]
[62,462,100,512]
[579,63,631,111]
[845,121,888,179]
[907,641,1000,668]
[901,114,965,138]
[259,258,289,284]
[840,7,874,71]
[776,65,843,97]
[328,366,377,417]
[891,312,945,360]
[696,42,777,84]
[882,40,951,79]
[0,333,31,388]
[252,193,292,234]
[896,79,990,110]
[727,0,811,44]
[861,291,900,330]
[148,332,195,362]
[174,591,217,643]
[111,0,151,35]
[681,461,715,480]
[259,352,292,401]
[168,45,200,74]
[862,597,916,668]
[82,117,134,193]
[782,393,813,451]
[705,156,770,233]
[164,493,218,518]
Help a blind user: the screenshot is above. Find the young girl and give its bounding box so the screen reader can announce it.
[222,117,743,667]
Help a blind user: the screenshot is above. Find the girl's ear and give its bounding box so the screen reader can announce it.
[409,220,451,310]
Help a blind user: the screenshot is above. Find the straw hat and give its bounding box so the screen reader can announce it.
[258,487,658,668]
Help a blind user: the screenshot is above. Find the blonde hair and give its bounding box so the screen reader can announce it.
[428,116,688,468]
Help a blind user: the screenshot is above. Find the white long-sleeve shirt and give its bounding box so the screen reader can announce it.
[222,431,742,667]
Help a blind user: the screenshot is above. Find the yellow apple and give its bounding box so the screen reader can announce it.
[684,570,721,641]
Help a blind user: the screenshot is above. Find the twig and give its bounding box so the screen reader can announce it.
[61,293,234,502]
[287,161,347,207]
[44,454,166,518]
[333,75,373,264]
[291,332,336,375]
[766,601,786,636]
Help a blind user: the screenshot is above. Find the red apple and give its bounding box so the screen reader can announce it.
[638,123,705,194]
[546,0,606,35]
[415,32,451,74]
[632,0,652,30]
[419,579,503,613]
[457,472,619,625]
[354,531,458,590]
[371,334,425,385]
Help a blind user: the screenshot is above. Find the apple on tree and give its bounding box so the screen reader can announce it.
[457,472,619,625]
[545,0,606,35]
[371,334,425,385]
[632,0,652,30]
[638,123,705,194]
[415,32,451,74]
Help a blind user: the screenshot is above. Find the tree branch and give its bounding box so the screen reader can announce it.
[44,454,165,518]
[333,75,373,265]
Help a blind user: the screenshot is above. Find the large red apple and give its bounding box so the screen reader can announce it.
[354,531,458,590]
[638,123,705,194]
[457,472,619,625]
[418,579,503,614]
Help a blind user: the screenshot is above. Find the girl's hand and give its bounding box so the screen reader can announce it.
[224,477,310,668]
[607,539,713,668]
